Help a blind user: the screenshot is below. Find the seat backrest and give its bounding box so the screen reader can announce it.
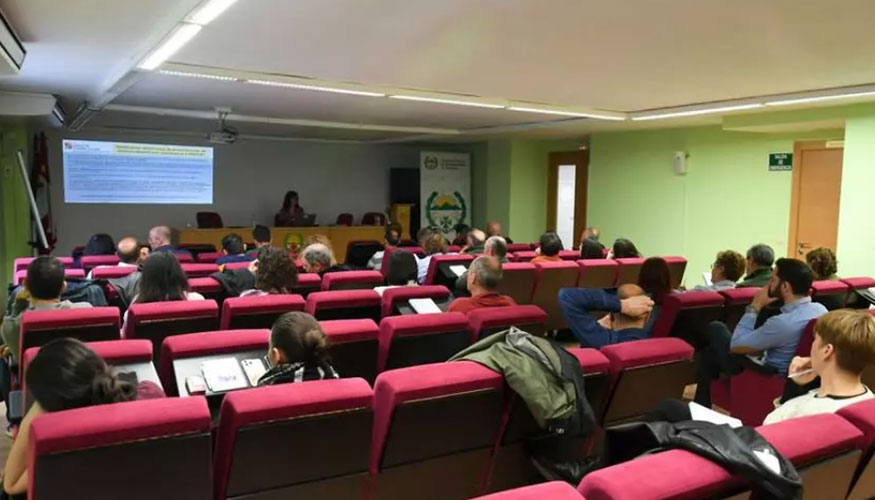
[614,258,645,286]
[472,482,583,500]
[159,328,269,396]
[425,254,474,287]
[531,261,580,331]
[558,250,580,261]
[14,256,73,272]
[495,263,537,305]
[662,256,687,289]
[811,280,851,310]
[378,312,472,372]
[180,263,220,278]
[842,277,875,309]
[30,397,212,500]
[321,270,384,291]
[650,291,725,347]
[305,289,382,321]
[336,213,354,226]
[214,379,374,500]
[719,287,758,331]
[90,266,136,279]
[505,243,533,253]
[80,255,120,272]
[223,261,253,271]
[381,285,451,317]
[20,307,121,363]
[124,300,220,361]
[512,250,537,262]
[174,253,195,264]
[187,277,224,300]
[220,294,306,329]
[196,211,224,228]
[577,259,619,289]
[195,251,222,263]
[345,240,383,267]
[838,399,875,500]
[600,337,695,424]
[321,319,380,383]
[467,305,547,340]
[292,273,322,298]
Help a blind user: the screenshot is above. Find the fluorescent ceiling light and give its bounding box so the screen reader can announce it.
[389,95,505,109]
[158,70,238,81]
[507,106,625,121]
[631,103,763,121]
[138,23,202,70]
[187,0,238,25]
[764,90,875,106]
[246,79,385,97]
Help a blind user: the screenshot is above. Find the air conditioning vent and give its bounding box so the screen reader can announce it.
[0,7,25,74]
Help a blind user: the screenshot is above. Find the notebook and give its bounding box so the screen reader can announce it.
[409,298,442,314]
[449,265,468,277]
[202,357,248,392]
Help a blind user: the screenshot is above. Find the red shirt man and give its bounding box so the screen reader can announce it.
[448,255,516,314]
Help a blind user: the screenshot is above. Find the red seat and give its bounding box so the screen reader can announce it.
[181,263,219,278]
[345,240,384,267]
[196,211,224,228]
[495,263,537,305]
[473,482,584,500]
[841,276,875,309]
[188,277,224,300]
[511,250,537,262]
[321,319,380,383]
[214,379,374,500]
[650,291,725,348]
[222,261,252,270]
[379,247,425,276]
[13,256,73,272]
[14,267,85,286]
[381,285,451,317]
[446,245,462,253]
[80,255,120,272]
[177,243,217,255]
[662,256,687,289]
[159,328,269,397]
[90,266,137,279]
[577,259,619,289]
[336,213,354,226]
[321,270,384,291]
[29,398,212,500]
[558,250,581,261]
[305,290,382,321]
[195,251,223,263]
[531,261,580,331]
[377,313,472,372]
[811,279,850,310]
[19,307,121,372]
[293,273,322,298]
[174,253,195,263]
[506,243,534,253]
[123,300,220,361]
[369,362,504,500]
[467,305,547,340]
[719,287,758,331]
[838,399,875,500]
[425,254,474,286]
[220,294,306,329]
[599,337,695,424]
[614,258,645,286]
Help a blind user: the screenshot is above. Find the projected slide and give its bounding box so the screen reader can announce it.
[63,139,214,204]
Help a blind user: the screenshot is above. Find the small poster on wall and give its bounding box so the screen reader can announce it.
[768,153,793,171]
[420,151,471,240]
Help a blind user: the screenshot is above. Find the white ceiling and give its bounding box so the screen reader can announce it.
[3,0,875,141]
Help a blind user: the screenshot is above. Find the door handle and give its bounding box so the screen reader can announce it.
[797,242,811,255]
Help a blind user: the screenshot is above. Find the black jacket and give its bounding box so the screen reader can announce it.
[210,269,256,298]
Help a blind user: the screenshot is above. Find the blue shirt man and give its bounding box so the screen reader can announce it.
[558,284,655,348]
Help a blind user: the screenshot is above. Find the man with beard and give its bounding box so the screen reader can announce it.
[694,258,827,408]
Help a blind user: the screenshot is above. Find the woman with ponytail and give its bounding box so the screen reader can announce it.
[3,338,160,496]
[258,311,338,386]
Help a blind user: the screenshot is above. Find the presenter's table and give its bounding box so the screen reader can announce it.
[177,226,385,262]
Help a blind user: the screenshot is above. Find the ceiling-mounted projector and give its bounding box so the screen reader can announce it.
[208,130,237,144]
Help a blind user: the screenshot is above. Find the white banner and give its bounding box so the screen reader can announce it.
[420,151,471,240]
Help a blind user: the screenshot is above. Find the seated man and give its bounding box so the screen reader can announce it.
[486,220,513,244]
[300,243,343,276]
[448,256,516,314]
[85,236,147,279]
[764,309,874,424]
[691,250,746,292]
[558,284,655,348]
[455,236,507,293]
[461,228,486,255]
[580,226,600,242]
[738,243,774,288]
[147,225,190,256]
[367,224,402,271]
[245,225,272,259]
[216,233,251,265]
[531,231,563,264]
[694,258,827,407]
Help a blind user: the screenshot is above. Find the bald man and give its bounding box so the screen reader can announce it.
[85,236,148,279]
[448,256,516,314]
[558,283,655,348]
[148,225,190,256]
[462,228,486,254]
[486,220,513,244]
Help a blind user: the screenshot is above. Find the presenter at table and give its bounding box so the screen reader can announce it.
[275,190,307,227]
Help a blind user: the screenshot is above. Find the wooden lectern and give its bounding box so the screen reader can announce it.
[390,203,415,239]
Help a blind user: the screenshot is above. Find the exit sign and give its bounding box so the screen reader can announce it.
[769,153,793,171]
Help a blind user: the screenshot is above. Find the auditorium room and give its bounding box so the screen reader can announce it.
[2,1,875,499]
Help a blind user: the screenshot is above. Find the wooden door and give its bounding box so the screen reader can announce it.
[788,141,843,259]
[546,150,588,249]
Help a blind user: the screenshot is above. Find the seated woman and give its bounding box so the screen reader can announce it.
[241,246,299,297]
[638,257,672,306]
[691,250,745,291]
[3,338,160,496]
[579,238,606,260]
[609,238,640,259]
[131,252,204,304]
[275,191,306,227]
[374,250,418,296]
[74,232,115,267]
[258,311,339,385]
[806,247,838,281]
[416,233,448,284]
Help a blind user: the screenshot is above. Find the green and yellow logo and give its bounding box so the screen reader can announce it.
[426,191,467,233]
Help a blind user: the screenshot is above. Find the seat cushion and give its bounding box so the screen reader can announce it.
[567,347,611,374]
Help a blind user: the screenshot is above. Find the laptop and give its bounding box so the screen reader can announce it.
[291,214,317,227]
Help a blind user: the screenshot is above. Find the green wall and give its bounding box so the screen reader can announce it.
[837,116,875,276]
[588,126,842,286]
[0,125,32,304]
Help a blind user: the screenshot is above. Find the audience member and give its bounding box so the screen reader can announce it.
[806,247,838,281]
[455,236,507,292]
[131,252,205,305]
[448,256,516,314]
[694,258,827,407]
[148,225,190,256]
[462,228,486,254]
[486,220,513,244]
[3,338,147,496]
[609,238,640,259]
[581,227,601,242]
[531,231,563,264]
[83,233,115,256]
[258,312,339,385]
[367,224,402,270]
[216,233,250,265]
[417,232,448,284]
[579,238,605,260]
[764,309,874,424]
[245,225,272,258]
[303,234,337,265]
[638,257,672,305]
[300,243,342,275]
[559,284,655,348]
[241,246,299,297]
[275,190,306,227]
[451,223,471,247]
[738,243,775,288]
[375,250,419,296]
[692,250,746,291]
[85,236,148,279]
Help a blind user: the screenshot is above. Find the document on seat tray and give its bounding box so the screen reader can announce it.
[449,265,468,277]
[202,357,248,392]
[702,271,713,286]
[409,298,442,314]
[688,402,743,428]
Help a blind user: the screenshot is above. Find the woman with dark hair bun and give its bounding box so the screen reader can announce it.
[258,312,338,385]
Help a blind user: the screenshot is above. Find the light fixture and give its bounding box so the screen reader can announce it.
[187,0,238,25]
[389,95,505,109]
[507,106,626,121]
[631,103,763,121]
[245,79,385,97]
[158,70,238,81]
[764,90,875,106]
[138,23,202,70]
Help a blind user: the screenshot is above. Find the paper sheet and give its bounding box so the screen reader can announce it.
[702,271,713,286]
[410,298,442,314]
[688,402,743,428]
[449,265,468,277]
[202,357,248,392]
